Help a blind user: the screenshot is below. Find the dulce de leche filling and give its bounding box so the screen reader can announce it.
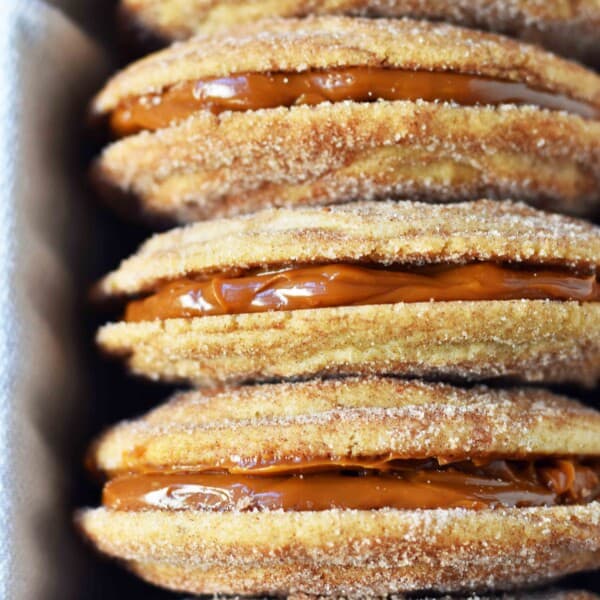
[110,67,600,136]
[124,263,600,322]
[103,458,600,512]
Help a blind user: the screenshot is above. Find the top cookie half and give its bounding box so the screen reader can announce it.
[92,17,600,224]
[118,0,600,67]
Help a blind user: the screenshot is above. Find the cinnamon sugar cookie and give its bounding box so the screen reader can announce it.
[285,594,599,600]
[77,378,600,596]
[92,17,600,223]
[118,0,600,66]
[95,200,600,386]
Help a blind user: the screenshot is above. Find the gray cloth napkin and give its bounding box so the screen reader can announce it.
[0,1,108,598]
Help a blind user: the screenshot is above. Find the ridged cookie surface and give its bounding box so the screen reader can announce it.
[90,378,600,474]
[94,102,600,223]
[97,200,600,297]
[119,0,600,66]
[77,504,600,595]
[95,16,600,113]
[97,300,600,386]
[136,562,600,596]
[132,562,600,597]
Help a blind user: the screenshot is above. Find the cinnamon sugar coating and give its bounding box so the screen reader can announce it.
[118,1,600,65]
[97,300,600,386]
[94,16,600,114]
[93,102,600,223]
[286,593,598,600]
[96,200,600,298]
[89,378,600,475]
[76,504,600,595]
[133,562,600,597]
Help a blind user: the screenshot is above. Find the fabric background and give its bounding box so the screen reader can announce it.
[0,1,109,598]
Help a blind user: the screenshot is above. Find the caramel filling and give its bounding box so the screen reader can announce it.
[110,67,600,136]
[125,263,600,322]
[103,459,600,512]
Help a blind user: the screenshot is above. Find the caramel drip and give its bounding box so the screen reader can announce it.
[110,68,600,136]
[125,263,600,322]
[103,460,600,512]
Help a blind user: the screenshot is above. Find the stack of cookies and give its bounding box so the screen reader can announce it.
[78,3,600,598]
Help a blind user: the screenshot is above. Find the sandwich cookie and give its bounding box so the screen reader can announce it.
[91,17,600,224]
[171,593,599,600]
[95,200,600,387]
[77,378,600,596]
[286,594,600,600]
[288,590,599,600]
[118,0,600,66]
